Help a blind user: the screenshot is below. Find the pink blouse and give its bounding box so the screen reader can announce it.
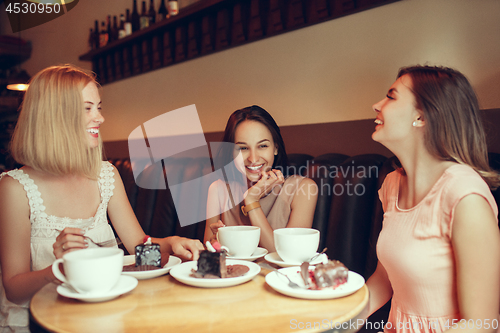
[377,164,498,333]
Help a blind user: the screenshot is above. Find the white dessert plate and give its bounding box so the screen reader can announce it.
[122,255,181,280]
[169,259,260,288]
[265,267,365,300]
[264,252,326,267]
[57,275,138,303]
[226,247,268,261]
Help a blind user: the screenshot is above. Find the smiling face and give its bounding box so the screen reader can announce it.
[233,120,278,183]
[372,74,422,148]
[82,82,104,148]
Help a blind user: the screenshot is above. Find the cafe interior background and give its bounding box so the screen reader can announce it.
[0,0,499,329]
[0,0,499,166]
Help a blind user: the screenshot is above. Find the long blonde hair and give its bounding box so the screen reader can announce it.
[398,65,500,189]
[10,65,103,179]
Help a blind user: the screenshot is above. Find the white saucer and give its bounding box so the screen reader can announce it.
[57,275,138,302]
[264,252,326,267]
[226,247,268,261]
[122,255,181,280]
[265,268,365,300]
[170,259,260,288]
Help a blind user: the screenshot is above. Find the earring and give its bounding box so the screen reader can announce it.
[412,121,418,127]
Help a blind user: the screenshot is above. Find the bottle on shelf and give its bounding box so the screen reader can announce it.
[148,0,156,25]
[99,21,109,47]
[88,28,94,50]
[140,1,150,29]
[93,20,100,48]
[125,9,133,36]
[112,15,119,41]
[106,15,112,42]
[118,14,126,39]
[157,0,169,21]
[169,0,179,16]
[131,0,141,32]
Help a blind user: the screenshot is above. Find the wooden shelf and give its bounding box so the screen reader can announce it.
[79,0,400,85]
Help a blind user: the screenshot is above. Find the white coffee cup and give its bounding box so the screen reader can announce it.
[217,226,260,257]
[274,228,320,263]
[52,248,124,294]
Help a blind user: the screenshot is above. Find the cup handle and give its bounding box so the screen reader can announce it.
[51,259,68,284]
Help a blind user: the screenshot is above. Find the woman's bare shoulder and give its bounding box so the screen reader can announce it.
[0,170,30,215]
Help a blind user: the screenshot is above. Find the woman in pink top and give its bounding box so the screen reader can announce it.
[367,65,500,333]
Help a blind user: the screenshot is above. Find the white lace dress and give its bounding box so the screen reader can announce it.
[0,161,116,333]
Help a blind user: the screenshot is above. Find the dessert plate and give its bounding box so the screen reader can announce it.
[226,247,268,261]
[265,268,365,300]
[57,275,138,303]
[122,255,181,280]
[170,259,260,288]
[264,252,326,267]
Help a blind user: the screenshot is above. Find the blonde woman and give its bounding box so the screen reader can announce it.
[0,65,203,332]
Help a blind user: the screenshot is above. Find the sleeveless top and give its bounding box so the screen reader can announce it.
[377,164,498,333]
[213,175,305,229]
[0,161,116,332]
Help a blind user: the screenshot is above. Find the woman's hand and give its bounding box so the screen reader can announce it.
[163,236,204,261]
[245,169,285,204]
[208,220,225,243]
[53,228,88,258]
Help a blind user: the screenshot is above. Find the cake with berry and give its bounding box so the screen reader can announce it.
[135,236,161,267]
[300,259,348,290]
[195,249,228,278]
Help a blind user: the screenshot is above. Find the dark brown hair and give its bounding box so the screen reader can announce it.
[398,65,499,188]
[222,105,288,172]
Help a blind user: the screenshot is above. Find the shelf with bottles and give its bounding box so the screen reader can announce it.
[79,0,400,85]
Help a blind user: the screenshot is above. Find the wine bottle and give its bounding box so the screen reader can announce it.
[148,0,156,25]
[131,0,140,32]
[112,15,119,41]
[88,28,94,50]
[169,0,178,16]
[140,1,149,29]
[106,15,112,42]
[99,21,108,47]
[124,9,133,36]
[118,14,126,39]
[93,20,100,48]
[157,0,169,21]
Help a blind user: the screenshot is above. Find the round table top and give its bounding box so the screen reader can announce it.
[30,267,369,333]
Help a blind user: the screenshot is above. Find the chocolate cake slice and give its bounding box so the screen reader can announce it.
[190,242,249,279]
[194,250,227,278]
[135,237,161,267]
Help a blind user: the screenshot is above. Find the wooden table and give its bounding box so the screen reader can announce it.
[30,268,369,333]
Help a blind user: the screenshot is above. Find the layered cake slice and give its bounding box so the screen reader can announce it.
[195,249,228,278]
[190,242,249,279]
[123,237,162,272]
[135,236,161,267]
[300,259,348,290]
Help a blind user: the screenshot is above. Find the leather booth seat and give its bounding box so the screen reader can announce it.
[110,153,393,279]
[109,152,500,333]
[110,153,500,278]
